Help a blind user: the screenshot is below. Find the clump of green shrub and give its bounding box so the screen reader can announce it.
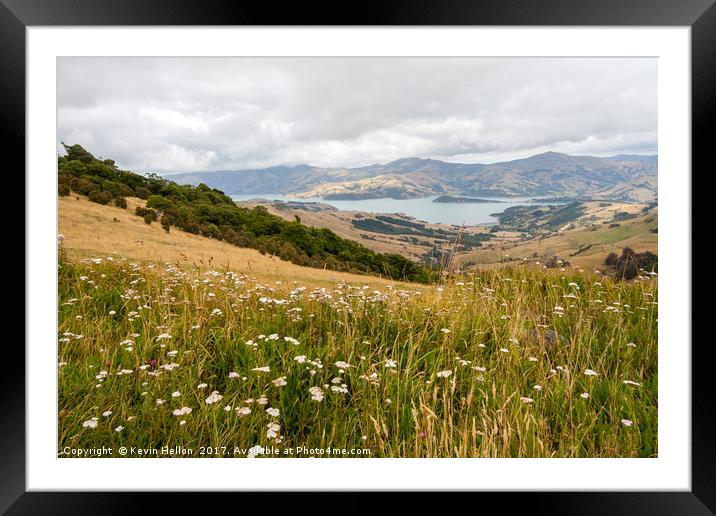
[604,247,657,280]
[135,206,158,225]
[88,190,113,205]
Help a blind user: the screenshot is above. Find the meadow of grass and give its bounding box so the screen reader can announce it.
[461,212,658,269]
[57,238,658,458]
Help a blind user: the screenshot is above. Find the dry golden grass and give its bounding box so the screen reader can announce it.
[460,211,658,269]
[238,200,489,261]
[58,195,418,289]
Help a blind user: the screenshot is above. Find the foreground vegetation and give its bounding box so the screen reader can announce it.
[58,242,657,458]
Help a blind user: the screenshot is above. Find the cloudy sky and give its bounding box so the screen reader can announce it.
[57,57,657,174]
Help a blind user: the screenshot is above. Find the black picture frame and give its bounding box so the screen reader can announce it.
[5,0,709,513]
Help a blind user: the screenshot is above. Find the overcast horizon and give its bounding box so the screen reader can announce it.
[57,57,657,174]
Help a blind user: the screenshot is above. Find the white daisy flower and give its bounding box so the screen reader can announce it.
[205,391,223,404]
[172,406,192,416]
[309,386,324,402]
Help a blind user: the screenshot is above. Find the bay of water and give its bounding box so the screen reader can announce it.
[232,194,553,226]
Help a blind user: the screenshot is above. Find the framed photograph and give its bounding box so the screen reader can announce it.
[7,0,710,512]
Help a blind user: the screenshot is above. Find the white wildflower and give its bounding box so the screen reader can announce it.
[309,386,324,401]
[205,391,223,404]
[266,422,281,440]
[272,377,288,387]
[247,445,265,458]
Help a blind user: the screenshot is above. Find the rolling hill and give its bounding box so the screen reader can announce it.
[57,144,434,283]
[165,151,658,202]
[58,194,418,288]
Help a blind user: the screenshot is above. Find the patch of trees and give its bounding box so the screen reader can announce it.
[604,247,657,280]
[612,212,637,222]
[459,233,490,246]
[58,144,435,283]
[543,203,586,229]
[352,217,421,235]
[375,215,427,230]
[353,217,489,247]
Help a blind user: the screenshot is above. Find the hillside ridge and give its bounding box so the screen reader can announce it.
[164,151,658,202]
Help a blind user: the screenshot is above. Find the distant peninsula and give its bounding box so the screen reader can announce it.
[433,195,503,204]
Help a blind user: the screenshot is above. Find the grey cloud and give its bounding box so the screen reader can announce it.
[57,57,657,173]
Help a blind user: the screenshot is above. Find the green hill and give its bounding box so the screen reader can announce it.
[57,144,434,283]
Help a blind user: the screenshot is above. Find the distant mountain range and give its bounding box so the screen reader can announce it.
[164,151,658,202]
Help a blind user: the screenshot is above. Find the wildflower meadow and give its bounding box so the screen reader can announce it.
[58,243,657,458]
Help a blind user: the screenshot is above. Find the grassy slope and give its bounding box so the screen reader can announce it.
[239,201,491,262]
[58,251,658,458]
[460,211,657,269]
[58,194,416,289]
